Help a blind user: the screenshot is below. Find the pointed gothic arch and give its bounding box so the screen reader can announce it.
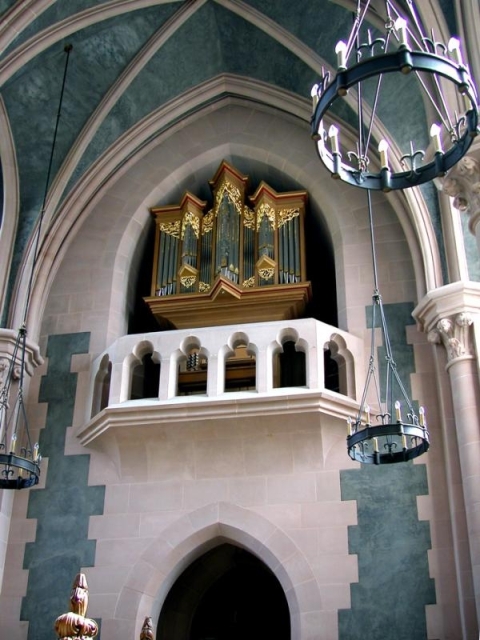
[116,502,323,640]
[14,82,436,347]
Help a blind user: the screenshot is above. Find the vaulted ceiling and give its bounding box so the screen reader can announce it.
[0,0,461,320]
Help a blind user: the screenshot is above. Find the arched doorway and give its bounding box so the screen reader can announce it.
[157,543,290,640]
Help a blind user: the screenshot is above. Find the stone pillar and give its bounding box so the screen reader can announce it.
[442,151,480,257]
[414,283,480,631]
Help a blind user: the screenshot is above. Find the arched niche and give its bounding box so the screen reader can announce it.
[157,543,290,640]
[273,328,308,389]
[31,95,427,352]
[223,331,257,393]
[125,340,161,401]
[176,336,209,396]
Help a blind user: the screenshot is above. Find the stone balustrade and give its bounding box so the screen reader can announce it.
[80,319,364,445]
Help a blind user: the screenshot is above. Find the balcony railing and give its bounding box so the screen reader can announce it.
[79,319,364,445]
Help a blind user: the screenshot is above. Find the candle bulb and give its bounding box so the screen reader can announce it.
[335,41,347,69]
[448,37,464,66]
[33,443,39,462]
[373,437,379,453]
[311,84,319,110]
[402,434,407,449]
[10,432,17,454]
[430,123,443,153]
[395,18,408,47]
[328,124,340,154]
[395,400,402,422]
[365,404,371,425]
[347,417,352,436]
[419,406,425,427]
[378,139,389,169]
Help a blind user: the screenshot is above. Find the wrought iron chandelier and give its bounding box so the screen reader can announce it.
[311,0,478,192]
[310,1,478,463]
[0,45,73,488]
[346,192,430,464]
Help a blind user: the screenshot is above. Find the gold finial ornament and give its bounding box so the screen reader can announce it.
[54,573,98,639]
[140,617,155,640]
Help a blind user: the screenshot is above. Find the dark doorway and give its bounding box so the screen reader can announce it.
[157,543,290,640]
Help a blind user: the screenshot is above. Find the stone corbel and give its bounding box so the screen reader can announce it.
[427,312,474,365]
[441,151,480,236]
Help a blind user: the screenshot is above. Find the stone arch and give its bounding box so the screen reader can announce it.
[175,335,209,397]
[20,85,432,347]
[157,542,290,639]
[324,333,356,399]
[0,97,19,317]
[271,327,309,389]
[121,340,160,401]
[117,502,322,640]
[221,330,258,393]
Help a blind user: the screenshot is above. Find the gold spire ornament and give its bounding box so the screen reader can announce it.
[54,573,98,640]
[140,617,155,640]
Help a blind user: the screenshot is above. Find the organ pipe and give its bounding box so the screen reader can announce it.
[149,163,307,298]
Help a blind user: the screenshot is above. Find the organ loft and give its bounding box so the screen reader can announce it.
[144,161,312,330]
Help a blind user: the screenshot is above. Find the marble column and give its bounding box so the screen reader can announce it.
[415,284,480,632]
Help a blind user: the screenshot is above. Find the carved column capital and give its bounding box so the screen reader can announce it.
[441,151,480,235]
[0,328,44,380]
[427,312,474,363]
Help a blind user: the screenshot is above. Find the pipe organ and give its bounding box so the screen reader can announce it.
[145,162,311,329]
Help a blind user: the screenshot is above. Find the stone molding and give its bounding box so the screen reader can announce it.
[413,281,480,331]
[441,148,480,236]
[413,282,480,367]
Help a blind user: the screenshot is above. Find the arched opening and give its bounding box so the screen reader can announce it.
[91,355,111,417]
[324,348,340,393]
[130,352,160,400]
[224,342,256,392]
[123,160,338,335]
[274,340,306,388]
[324,335,356,398]
[177,347,208,396]
[157,543,290,640]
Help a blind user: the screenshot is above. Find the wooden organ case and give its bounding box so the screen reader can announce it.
[144,162,312,330]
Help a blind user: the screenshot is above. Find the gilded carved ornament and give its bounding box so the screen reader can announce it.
[278,207,300,227]
[214,179,242,216]
[181,212,200,239]
[159,220,181,238]
[199,282,211,293]
[180,275,197,289]
[427,312,474,361]
[242,276,255,288]
[54,573,98,640]
[202,210,214,235]
[243,206,255,229]
[256,203,276,230]
[258,267,275,281]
